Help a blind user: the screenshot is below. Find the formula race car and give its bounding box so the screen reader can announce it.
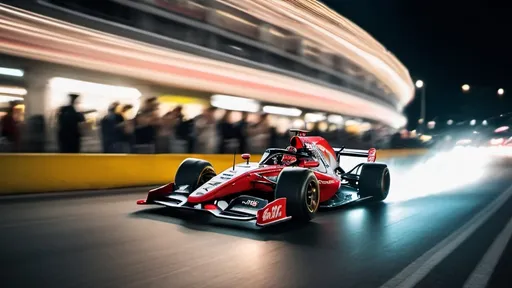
[137,129,390,226]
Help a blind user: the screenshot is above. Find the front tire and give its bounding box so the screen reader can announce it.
[275,168,320,222]
[175,158,216,192]
[359,163,390,201]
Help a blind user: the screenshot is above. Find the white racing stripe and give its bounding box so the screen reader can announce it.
[380,184,512,288]
[463,216,512,288]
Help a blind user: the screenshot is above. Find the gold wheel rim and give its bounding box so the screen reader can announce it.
[306,180,320,213]
[197,166,216,187]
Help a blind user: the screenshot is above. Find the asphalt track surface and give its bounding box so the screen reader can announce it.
[2,157,512,288]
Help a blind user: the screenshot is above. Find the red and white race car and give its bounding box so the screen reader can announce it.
[137,129,390,226]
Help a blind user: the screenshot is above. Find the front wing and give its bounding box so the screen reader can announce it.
[136,183,291,227]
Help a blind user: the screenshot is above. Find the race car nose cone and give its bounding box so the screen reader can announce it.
[136,199,147,205]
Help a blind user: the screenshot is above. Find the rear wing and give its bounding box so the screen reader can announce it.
[334,147,377,162]
[289,129,309,136]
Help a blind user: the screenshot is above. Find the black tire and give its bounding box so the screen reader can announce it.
[359,163,390,201]
[175,158,216,192]
[275,168,320,222]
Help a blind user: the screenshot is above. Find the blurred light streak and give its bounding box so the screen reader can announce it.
[344,119,360,126]
[495,126,509,133]
[490,138,504,146]
[49,77,142,99]
[0,94,24,102]
[385,147,492,203]
[0,66,23,77]
[272,2,412,104]
[292,119,305,128]
[211,95,260,112]
[47,77,142,113]
[327,114,344,125]
[0,3,408,128]
[222,0,414,106]
[305,112,326,123]
[456,139,472,145]
[262,105,302,117]
[419,134,432,142]
[0,86,27,95]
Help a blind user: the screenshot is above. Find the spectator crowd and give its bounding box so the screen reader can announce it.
[1,93,421,154]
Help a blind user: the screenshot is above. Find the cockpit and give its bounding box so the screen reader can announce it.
[259,147,299,166]
[258,146,328,173]
[258,130,330,173]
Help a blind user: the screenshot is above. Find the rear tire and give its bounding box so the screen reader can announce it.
[175,158,216,192]
[359,163,390,201]
[275,168,320,222]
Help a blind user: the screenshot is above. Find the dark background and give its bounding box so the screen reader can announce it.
[322,0,511,127]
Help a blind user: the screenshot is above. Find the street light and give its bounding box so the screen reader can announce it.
[415,79,426,133]
[462,84,470,92]
[447,119,454,125]
[498,88,505,96]
[482,120,488,126]
[470,119,476,126]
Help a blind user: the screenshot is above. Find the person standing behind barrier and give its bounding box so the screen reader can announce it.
[0,101,21,152]
[156,110,174,153]
[193,106,217,154]
[57,93,85,153]
[100,102,120,153]
[248,112,270,154]
[118,104,133,153]
[217,110,234,154]
[235,112,249,154]
[134,97,158,154]
[175,109,195,154]
[166,106,186,153]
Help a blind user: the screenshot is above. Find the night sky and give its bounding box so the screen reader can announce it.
[322,0,511,127]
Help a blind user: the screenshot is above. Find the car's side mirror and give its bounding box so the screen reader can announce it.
[303,160,320,168]
[241,153,251,164]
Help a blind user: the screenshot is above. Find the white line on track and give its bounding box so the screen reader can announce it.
[463,215,512,288]
[380,184,512,288]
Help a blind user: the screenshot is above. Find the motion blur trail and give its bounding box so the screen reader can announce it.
[385,147,493,203]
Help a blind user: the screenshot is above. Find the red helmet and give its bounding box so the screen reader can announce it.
[286,146,297,153]
[282,146,297,165]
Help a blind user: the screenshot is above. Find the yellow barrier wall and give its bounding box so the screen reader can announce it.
[0,150,427,194]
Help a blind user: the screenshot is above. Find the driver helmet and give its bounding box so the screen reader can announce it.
[282,146,297,165]
[286,146,297,153]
